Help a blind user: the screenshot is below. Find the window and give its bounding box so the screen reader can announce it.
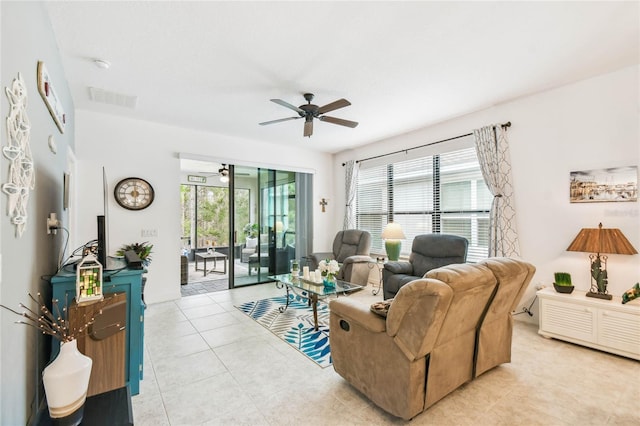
[356,146,491,262]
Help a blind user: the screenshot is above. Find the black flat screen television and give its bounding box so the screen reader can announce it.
[97,214,107,267]
[97,167,110,269]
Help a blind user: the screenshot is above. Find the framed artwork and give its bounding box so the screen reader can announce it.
[570,166,638,203]
[37,61,66,133]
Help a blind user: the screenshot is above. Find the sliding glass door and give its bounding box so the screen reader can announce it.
[233,167,309,286]
[180,157,312,290]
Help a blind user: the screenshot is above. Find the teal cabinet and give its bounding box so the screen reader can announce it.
[50,260,145,395]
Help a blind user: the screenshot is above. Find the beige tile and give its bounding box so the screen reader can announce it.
[180,303,227,320]
[175,294,219,309]
[199,323,260,349]
[161,373,263,425]
[131,390,170,426]
[189,311,241,332]
[145,317,198,344]
[153,350,227,393]
[146,332,210,363]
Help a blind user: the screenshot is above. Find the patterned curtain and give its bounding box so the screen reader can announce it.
[343,160,359,230]
[473,125,520,257]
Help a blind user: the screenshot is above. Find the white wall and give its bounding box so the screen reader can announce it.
[75,111,334,304]
[334,65,640,323]
[1,3,76,424]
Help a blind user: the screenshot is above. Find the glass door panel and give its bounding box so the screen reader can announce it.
[233,166,269,286]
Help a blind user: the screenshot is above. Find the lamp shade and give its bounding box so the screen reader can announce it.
[567,223,637,255]
[381,222,405,240]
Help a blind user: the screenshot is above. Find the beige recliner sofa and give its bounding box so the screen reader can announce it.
[329,257,535,420]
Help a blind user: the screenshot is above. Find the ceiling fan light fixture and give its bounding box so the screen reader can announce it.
[219,164,229,183]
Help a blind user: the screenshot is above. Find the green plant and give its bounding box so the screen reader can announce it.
[116,242,153,267]
[243,223,259,238]
[554,272,573,286]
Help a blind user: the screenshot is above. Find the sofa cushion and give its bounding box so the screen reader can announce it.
[336,245,359,262]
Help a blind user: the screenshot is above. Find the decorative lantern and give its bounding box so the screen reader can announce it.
[76,253,104,304]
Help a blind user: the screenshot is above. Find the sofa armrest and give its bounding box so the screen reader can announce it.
[329,298,386,333]
[384,261,413,275]
[308,252,335,270]
[342,255,374,265]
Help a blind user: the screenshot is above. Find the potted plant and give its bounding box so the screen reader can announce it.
[243,223,259,239]
[116,242,153,267]
[553,272,574,294]
[116,242,153,306]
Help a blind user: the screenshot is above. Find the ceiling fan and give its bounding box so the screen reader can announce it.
[203,164,250,183]
[259,93,358,137]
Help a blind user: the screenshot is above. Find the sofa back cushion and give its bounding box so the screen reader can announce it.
[409,234,469,277]
[425,263,497,345]
[333,229,371,263]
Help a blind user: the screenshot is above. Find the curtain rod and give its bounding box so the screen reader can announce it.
[342,121,511,166]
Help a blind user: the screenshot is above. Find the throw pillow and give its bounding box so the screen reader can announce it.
[370,299,394,317]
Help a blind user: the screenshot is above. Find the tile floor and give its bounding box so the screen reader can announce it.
[180,260,268,297]
[133,283,640,425]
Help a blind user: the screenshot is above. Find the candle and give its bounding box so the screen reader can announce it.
[303,266,310,280]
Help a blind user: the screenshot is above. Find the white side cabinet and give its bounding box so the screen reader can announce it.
[537,287,640,360]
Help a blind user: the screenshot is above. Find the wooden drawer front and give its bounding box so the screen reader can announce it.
[598,310,640,355]
[542,299,595,342]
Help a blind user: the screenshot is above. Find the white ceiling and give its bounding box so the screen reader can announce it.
[45,1,639,154]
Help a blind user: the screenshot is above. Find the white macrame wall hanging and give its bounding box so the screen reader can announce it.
[3,73,35,237]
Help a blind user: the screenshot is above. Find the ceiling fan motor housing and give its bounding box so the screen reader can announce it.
[300,93,319,118]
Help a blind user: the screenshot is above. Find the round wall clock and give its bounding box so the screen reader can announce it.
[114,177,155,210]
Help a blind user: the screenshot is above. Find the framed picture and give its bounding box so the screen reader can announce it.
[37,61,66,133]
[570,166,638,203]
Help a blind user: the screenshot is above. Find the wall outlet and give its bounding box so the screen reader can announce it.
[46,212,60,234]
[141,229,158,238]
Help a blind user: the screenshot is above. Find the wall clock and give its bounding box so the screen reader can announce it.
[114,177,155,210]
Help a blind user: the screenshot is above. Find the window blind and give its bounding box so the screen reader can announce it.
[356,146,491,262]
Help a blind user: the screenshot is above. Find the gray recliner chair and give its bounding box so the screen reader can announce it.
[382,234,468,299]
[308,230,372,286]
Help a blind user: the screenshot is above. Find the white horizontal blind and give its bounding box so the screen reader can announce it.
[356,146,491,262]
[356,165,388,254]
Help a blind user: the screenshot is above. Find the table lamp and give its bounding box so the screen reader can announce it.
[381,222,405,261]
[566,222,637,300]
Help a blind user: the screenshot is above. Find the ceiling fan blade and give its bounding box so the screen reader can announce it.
[271,99,305,114]
[259,116,301,126]
[319,116,359,128]
[317,98,351,115]
[304,120,313,137]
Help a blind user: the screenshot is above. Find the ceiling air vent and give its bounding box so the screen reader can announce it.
[88,87,138,109]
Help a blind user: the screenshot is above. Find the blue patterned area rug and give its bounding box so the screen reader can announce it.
[235,295,332,368]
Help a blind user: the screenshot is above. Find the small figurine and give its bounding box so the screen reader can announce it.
[621,283,640,304]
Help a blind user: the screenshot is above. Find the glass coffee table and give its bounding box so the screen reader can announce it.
[269,274,363,330]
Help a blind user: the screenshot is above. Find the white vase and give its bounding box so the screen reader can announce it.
[43,339,92,420]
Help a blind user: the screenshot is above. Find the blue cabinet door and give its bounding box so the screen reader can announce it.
[50,261,144,395]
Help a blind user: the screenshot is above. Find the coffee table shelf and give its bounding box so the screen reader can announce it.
[270,274,363,330]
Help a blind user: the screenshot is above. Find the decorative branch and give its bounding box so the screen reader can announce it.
[1,292,119,343]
